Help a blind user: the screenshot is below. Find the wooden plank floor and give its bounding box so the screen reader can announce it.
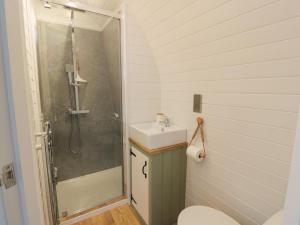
[72,205,142,225]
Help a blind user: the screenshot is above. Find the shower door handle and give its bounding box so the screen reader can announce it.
[35,132,47,137]
[142,161,147,179]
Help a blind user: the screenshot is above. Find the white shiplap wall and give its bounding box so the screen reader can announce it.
[125,0,300,225]
[125,8,161,124]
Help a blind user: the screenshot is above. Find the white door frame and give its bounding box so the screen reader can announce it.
[0,192,8,225]
[120,2,131,204]
[0,7,24,224]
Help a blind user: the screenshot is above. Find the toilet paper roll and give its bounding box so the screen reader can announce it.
[186,145,204,162]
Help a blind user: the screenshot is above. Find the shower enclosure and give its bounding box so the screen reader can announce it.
[36,2,123,222]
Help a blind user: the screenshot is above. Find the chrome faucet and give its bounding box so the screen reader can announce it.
[159,117,170,130]
[164,118,170,127]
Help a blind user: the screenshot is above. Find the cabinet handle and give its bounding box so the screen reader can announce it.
[130,148,136,157]
[142,161,147,179]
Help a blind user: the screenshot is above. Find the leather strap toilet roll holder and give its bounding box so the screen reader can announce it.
[188,117,206,159]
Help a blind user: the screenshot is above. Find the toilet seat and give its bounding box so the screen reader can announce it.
[178,206,240,225]
[263,210,283,225]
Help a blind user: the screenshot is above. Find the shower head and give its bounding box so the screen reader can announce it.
[65,1,77,8]
[64,1,86,13]
[64,6,86,13]
[41,0,85,13]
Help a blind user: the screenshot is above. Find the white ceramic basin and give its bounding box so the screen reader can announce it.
[130,122,187,149]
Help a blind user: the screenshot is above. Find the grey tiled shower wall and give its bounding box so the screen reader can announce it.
[37,20,123,182]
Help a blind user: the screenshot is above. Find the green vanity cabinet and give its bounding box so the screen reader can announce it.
[130,139,187,225]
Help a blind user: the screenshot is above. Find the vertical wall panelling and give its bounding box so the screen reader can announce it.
[124,7,161,124]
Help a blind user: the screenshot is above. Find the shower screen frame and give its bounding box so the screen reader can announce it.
[37,2,131,224]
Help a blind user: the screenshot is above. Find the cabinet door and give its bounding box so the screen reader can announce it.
[131,146,149,224]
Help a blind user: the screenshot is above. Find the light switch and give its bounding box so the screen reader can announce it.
[193,94,202,113]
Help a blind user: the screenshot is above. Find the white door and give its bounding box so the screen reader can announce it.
[0,192,8,225]
[0,2,24,222]
[0,39,24,225]
[131,147,149,224]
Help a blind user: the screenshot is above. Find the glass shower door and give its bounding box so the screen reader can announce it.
[37,4,123,219]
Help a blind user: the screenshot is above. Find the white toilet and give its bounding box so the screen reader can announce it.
[178,206,283,225]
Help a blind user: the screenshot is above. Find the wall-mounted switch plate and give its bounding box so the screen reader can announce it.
[193,94,202,113]
[1,163,16,189]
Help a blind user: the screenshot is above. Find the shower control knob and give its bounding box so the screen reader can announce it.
[113,113,119,120]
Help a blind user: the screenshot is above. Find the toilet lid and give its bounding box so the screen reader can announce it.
[262,210,283,225]
[178,206,240,225]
